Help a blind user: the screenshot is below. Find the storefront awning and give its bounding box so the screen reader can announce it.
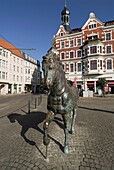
[108,82,114,85]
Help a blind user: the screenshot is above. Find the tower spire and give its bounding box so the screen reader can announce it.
[61,1,70,32]
[65,0,66,7]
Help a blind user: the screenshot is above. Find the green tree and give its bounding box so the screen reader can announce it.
[98,78,107,97]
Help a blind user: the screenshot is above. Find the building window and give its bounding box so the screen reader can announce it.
[0,71,1,79]
[2,60,5,68]
[17,76,19,81]
[77,50,82,58]
[2,50,5,57]
[62,63,65,71]
[107,59,112,69]
[0,59,1,67]
[90,60,97,70]
[70,40,74,47]
[25,69,27,74]
[13,65,15,71]
[13,75,15,81]
[61,52,65,59]
[60,33,63,36]
[28,69,30,74]
[2,72,5,79]
[85,48,88,56]
[88,23,96,29]
[21,76,23,82]
[90,46,97,54]
[14,56,16,62]
[70,63,74,72]
[77,38,82,46]
[21,68,23,73]
[21,60,23,65]
[100,60,103,70]
[77,63,82,72]
[17,58,19,63]
[100,46,102,53]
[70,51,74,58]
[0,49,2,55]
[106,45,112,53]
[17,66,19,72]
[105,32,111,40]
[61,41,65,48]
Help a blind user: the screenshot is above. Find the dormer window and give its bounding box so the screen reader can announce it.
[88,22,97,30]
[60,33,63,36]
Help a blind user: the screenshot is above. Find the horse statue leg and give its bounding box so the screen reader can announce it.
[70,107,77,134]
[62,113,70,154]
[43,110,54,146]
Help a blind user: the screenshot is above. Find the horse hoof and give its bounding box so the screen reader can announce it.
[64,146,69,154]
[69,129,74,134]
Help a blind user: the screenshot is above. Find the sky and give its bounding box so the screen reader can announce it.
[0,0,114,66]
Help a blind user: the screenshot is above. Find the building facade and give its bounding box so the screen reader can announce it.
[52,5,114,93]
[0,38,40,95]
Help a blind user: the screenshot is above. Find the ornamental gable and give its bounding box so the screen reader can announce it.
[82,12,103,31]
[56,25,68,37]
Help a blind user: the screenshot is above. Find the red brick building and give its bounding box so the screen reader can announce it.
[52,4,114,93]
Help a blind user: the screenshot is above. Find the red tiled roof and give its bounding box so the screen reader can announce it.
[0,38,23,58]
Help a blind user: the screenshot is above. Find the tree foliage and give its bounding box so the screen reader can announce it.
[98,78,107,97]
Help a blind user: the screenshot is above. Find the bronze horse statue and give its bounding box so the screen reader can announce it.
[42,52,79,154]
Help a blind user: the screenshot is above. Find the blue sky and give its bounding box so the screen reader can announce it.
[0,0,114,65]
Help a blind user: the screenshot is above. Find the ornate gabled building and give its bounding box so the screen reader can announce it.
[52,4,114,94]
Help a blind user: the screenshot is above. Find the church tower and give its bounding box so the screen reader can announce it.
[61,2,70,32]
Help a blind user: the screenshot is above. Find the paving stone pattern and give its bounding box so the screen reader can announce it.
[0,95,114,170]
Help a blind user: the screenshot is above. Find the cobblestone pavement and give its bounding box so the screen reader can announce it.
[0,94,114,170]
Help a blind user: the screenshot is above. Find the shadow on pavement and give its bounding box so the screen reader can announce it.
[7,111,64,157]
[79,106,114,114]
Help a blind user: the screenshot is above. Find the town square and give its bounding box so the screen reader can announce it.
[0,93,114,170]
[0,0,114,170]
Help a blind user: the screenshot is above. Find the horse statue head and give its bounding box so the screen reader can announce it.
[42,53,64,90]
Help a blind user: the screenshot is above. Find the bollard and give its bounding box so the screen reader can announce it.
[35,98,36,109]
[38,96,40,106]
[40,95,42,104]
[28,100,30,114]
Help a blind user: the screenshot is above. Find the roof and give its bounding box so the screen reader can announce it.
[104,20,114,26]
[61,5,70,15]
[70,28,82,33]
[0,38,23,58]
